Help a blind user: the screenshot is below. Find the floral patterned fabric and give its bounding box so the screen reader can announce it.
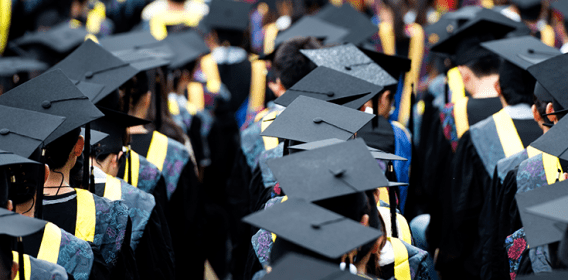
[136,154,161,195]
[251,196,286,267]
[57,227,94,280]
[162,137,191,199]
[28,254,68,280]
[92,194,130,265]
[505,228,528,280]
[258,143,284,189]
[116,178,155,251]
[496,150,528,184]
[516,154,547,194]
[240,120,264,170]
[440,103,459,152]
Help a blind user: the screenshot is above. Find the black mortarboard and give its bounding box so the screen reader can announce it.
[274,66,384,110]
[263,253,362,280]
[260,96,374,142]
[163,30,211,69]
[272,16,349,52]
[50,39,139,102]
[267,139,397,202]
[255,0,279,13]
[300,44,397,87]
[424,6,481,46]
[99,31,174,71]
[90,107,150,156]
[288,138,407,161]
[0,208,47,236]
[0,70,104,144]
[481,36,561,70]
[314,4,378,46]
[0,105,65,158]
[11,22,88,54]
[430,9,518,65]
[527,52,568,111]
[358,45,411,80]
[517,271,568,280]
[80,128,108,147]
[0,57,48,77]
[510,0,541,9]
[73,80,106,102]
[529,116,568,161]
[0,150,39,167]
[516,180,568,247]
[242,198,382,259]
[202,0,253,32]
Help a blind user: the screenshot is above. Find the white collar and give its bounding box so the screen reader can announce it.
[378,240,395,266]
[92,166,107,184]
[504,103,533,120]
[212,46,247,65]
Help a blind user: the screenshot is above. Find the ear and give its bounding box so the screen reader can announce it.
[360,214,369,227]
[546,102,558,123]
[494,78,502,97]
[11,261,18,280]
[44,164,50,184]
[113,151,124,168]
[72,135,85,158]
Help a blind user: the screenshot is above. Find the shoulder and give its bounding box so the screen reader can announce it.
[390,120,412,140]
[28,255,69,280]
[496,149,528,182]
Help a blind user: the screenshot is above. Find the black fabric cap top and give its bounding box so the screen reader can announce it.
[530,115,568,161]
[272,16,349,52]
[300,43,397,87]
[275,66,384,110]
[242,198,382,259]
[358,45,411,79]
[0,105,65,158]
[263,253,363,280]
[203,0,252,31]
[90,107,150,155]
[516,180,568,247]
[527,52,568,110]
[510,0,541,9]
[0,70,104,144]
[517,271,568,280]
[50,39,139,103]
[287,138,407,161]
[267,139,391,202]
[260,96,374,142]
[11,22,88,54]
[163,30,211,69]
[481,36,561,70]
[430,9,518,65]
[80,128,108,147]
[315,4,378,46]
[0,149,39,167]
[100,31,174,71]
[0,208,46,237]
[424,6,481,45]
[0,57,48,76]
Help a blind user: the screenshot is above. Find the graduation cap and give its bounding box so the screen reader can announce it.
[274,66,384,110]
[0,105,65,159]
[516,271,568,280]
[242,198,383,259]
[260,96,374,143]
[202,0,253,32]
[300,43,397,87]
[0,70,104,145]
[0,57,48,77]
[267,16,349,57]
[357,45,411,81]
[424,6,481,45]
[163,30,211,69]
[11,22,88,54]
[0,150,40,167]
[255,0,279,13]
[50,39,139,103]
[90,107,150,156]
[99,31,174,71]
[287,138,407,161]
[314,4,378,46]
[267,139,403,202]
[263,253,362,280]
[515,180,568,247]
[481,36,561,70]
[430,9,518,65]
[527,52,568,112]
[529,115,568,161]
[80,128,109,147]
[510,0,541,9]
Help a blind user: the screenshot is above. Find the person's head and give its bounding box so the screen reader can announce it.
[91,152,124,178]
[0,235,17,280]
[270,36,322,97]
[44,128,84,175]
[496,60,536,107]
[532,84,568,132]
[457,55,501,96]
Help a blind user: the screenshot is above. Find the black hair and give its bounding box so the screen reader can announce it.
[518,4,542,22]
[272,36,322,89]
[463,55,501,78]
[44,128,81,171]
[499,60,536,106]
[0,235,13,280]
[216,29,246,48]
[534,94,568,122]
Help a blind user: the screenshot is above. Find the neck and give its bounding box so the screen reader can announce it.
[469,75,499,99]
[167,1,185,11]
[44,165,73,196]
[128,125,148,135]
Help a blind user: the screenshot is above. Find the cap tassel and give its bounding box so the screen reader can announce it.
[372,95,379,129]
[127,147,132,185]
[35,147,45,219]
[386,161,399,238]
[17,237,25,280]
[83,124,91,191]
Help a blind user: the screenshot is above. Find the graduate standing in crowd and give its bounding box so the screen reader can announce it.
[3,0,568,279]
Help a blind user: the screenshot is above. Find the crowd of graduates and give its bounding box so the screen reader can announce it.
[2,0,568,279]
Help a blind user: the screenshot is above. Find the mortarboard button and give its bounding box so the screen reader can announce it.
[0,129,8,136]
[85,71,94,79]
[313,117,323,124]
[327,92,334,97]
[41,101,51,109]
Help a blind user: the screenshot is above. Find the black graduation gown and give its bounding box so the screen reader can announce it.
[130,132,207,280]
[439,118,540,279]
